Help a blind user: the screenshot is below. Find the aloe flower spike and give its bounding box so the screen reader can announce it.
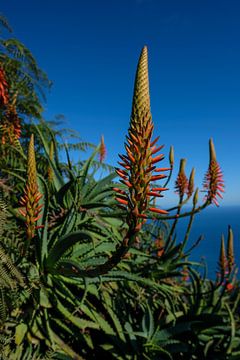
[99,135,106,163]
[175,159,188,198]
[169,145,174,167]
[19,134,43,242]
[188,168,195,198]
[227,225,234,273]
[115,46,168,230]
[218,235,227,279]
[203,138,224,206]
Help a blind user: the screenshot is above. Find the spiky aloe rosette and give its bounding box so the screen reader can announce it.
[19,134,43,241]
[114,46,169,231]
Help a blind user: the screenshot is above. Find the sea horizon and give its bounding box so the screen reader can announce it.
[173,205,240,278]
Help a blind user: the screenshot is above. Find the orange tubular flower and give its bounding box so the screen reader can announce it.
[0,67,9,106]
[203,138,224,206]
[115,46,168,229]
[19,134,43,240]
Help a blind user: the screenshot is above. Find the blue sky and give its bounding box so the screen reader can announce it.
[2,0,240,206]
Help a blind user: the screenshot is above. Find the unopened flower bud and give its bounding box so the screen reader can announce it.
[193,188,199,206]
[209,138,216,162]
[169,146,174,167]
[188,168,195,197]
[227,226,234,273]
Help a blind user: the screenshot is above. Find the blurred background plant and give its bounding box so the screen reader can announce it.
[0,15,239,360]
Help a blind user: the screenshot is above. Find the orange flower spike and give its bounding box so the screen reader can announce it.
[99,135,106,163]
[47,140,54,182]
[218,235,227,279]
[203,138,224,206]
[115,46,168,226]
[19,134,43,240]
[175,159,188,198]
[187,168,195,198]
[0,67,9,106]
[227,226,234,273]
[1,93,22,148]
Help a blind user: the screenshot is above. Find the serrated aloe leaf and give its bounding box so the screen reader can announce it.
[46,231,92,268]
[15,323,28,345]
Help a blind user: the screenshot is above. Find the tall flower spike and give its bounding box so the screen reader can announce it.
[115,46,168,229]
[203,138,224,206]
[169,146,174,167]
[218,235,227,279]
[19,134,43,240]
[227,226,234,273]
[99,135,106,163]
[187,168,195,198]
[175,159,188,198]
[1,93,21,145]
[0,66,9,106]
[47,140,54,182]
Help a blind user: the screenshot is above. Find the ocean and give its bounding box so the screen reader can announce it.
[171,205,240,279]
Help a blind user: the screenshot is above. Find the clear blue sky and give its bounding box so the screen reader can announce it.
[2,0,240,206]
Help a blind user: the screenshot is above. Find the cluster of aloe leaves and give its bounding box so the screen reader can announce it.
[0,16,239,360]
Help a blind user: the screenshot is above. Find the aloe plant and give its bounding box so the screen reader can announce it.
[1,39,238,360]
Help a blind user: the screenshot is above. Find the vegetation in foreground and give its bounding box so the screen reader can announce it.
[0,15,239,360]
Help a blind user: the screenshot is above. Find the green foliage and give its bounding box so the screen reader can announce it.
[0,16,238,360]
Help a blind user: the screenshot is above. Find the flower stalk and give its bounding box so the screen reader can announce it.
[19,134,43,243]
